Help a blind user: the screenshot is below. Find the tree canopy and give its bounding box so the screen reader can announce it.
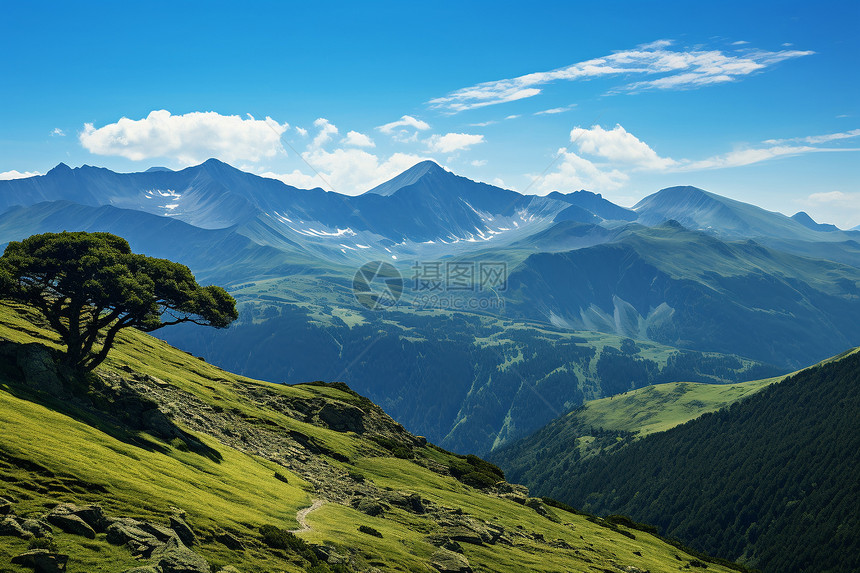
[0,231,237,371]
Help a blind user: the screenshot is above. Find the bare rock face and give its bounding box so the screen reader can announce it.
[0,342,64,395]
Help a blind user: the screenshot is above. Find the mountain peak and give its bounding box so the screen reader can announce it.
[47,162,73,175]
[364,160,448,196]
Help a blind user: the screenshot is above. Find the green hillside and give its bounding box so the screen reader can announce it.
[0,302,747,573]
[494,348,860,573]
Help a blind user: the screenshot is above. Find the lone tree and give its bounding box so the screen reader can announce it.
[0,231,237,371]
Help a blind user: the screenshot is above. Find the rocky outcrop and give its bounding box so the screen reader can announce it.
[317,401,365,433]
[46,503,107,539]
[353,497,386,517]
[151,536,210,573]
[0,494,216,573]
[0,342,64,395]
[495,482,529,505]
[168,515,196,547]
[430,547,472,572]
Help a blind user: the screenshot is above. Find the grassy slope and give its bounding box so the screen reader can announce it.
[572,376,782,436]
[0,302,740,573]
[528,340,853,441]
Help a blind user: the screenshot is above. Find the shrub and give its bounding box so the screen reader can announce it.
[358,525,383,538]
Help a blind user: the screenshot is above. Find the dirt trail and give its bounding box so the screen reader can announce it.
[290,499,324,533]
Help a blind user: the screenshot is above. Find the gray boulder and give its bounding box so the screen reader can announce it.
[442,526,483,546]
[381,491,426,514]
[106,519,163,557]
[20,518,53,538]
[152,536,210,573]
[10,549,69,573]
[430,547,472,573]
[49,503,107,532]
[46,513,95,539]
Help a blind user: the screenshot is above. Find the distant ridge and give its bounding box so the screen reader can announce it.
[791,210,839,232]
[634,185,842,240]
[548,190,637,221]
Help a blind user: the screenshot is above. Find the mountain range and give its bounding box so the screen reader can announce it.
[1,159,858,453]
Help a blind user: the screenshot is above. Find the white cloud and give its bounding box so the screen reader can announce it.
[534,107,572,115]
[311,117,339,149]
[797,191,860,230]
[260,169,323,190]
[806,191,853,204]
[0,170,41,180]
[562,124,859,174]
[376,115,431,143]
[79,110,288,165]
[265,149,431,195]
[295,126,308,137]
[50,128,65,137]
[570,124,677,170]
[534,148,629,193]
[425,132,485,153]
[377,115,431,134]
[505,115,521,120]
[680,145,855,170]
[763,129,860,145]
[429,41,813,111]
[470,120,497,127]
[732,40,749,45]
[341,130,375,148]
[471,159,487,167]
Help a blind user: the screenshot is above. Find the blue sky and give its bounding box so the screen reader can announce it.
[2,0,859,226]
